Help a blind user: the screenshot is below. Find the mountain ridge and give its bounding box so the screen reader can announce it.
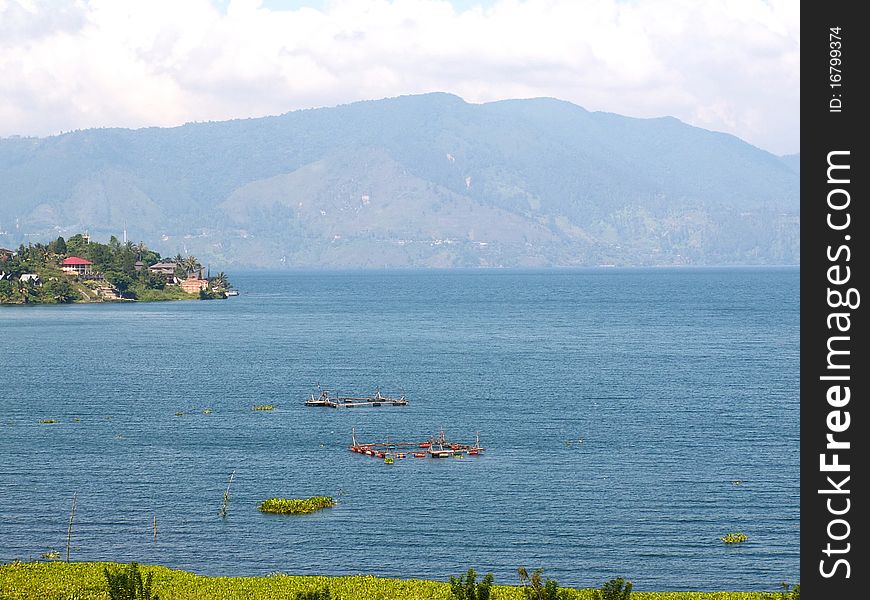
[0,93,799,267]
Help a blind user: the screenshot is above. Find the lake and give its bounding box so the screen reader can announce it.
[0,267,799,591]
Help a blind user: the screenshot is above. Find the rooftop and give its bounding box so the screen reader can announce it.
[62,257,94,265]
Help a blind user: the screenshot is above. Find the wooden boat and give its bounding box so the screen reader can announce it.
[428,442,451,458]
[305,389,333,407]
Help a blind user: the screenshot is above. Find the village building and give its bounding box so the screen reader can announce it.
[148,261,180,284]
[61,256,94,275]
[0,248,14,261]
[19,273,41,285]
[180,274,209,294]
[148,261,176,275]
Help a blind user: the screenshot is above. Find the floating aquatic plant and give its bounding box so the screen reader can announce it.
[252,405,275,411]
[40,419,59,424]
[258,496,335,515]
[721,532,748,544]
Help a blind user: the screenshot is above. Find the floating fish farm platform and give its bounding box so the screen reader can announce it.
[349,429,484,462]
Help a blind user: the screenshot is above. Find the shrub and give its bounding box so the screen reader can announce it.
[594,577,632,600]
[449,568,494,600]
[104,562,160,600]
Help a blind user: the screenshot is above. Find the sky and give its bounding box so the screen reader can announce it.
[0,0,799,154]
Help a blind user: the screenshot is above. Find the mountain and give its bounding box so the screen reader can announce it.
[0,93,799,267]
[780,153,800,174]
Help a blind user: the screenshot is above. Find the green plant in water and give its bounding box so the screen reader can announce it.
[721,532,748,544]
[252,405,275,411]
[761,582,800,600]
[219,470,236,518]
[41,549,61,560]
[104,562,160,600]
[517,567,562,600]
[295,588,331,600]
[258,496,335,515]
[40,419,59,424]
[449,567,493,600]
[594,577,633,600]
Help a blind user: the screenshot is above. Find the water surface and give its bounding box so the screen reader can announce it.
[0,268,800,591]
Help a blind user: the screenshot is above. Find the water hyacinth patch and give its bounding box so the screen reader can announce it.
[0,561,784,599]
[258,496,335,515]
[721,532,748,544]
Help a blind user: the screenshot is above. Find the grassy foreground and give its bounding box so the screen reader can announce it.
[0,562,774,600]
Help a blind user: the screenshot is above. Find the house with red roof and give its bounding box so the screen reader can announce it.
[61,256,94,276]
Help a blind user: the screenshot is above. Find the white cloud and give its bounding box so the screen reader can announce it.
[0,0,799,153]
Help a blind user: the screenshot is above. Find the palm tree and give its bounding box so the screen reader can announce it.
[182,255,200,277]
[210,272,228,290]
[15,278,33,304]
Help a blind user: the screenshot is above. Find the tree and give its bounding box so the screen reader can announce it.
[0,280,14,303]
[113,246,137,276]
[49,236,67,255]
[210,272,229,290]
[182,255,200,276]
[139,268,166,290]
[518,567,563,600]
[450,568,493,600]
[14,278,34,304]
[105,271,134,296]
[104,562,159,600]
[66,234,87,257]
[84,243,112,270]
[40,279,77,303]
[593,577,632,600]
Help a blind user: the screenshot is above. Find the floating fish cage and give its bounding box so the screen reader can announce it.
[349,429,484,463]
[305,388,408,408]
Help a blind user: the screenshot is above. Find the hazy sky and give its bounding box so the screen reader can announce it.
[0,0,799,154]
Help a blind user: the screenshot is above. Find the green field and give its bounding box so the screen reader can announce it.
[0,562,781,600]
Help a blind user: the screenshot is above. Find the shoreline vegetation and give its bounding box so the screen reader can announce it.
[0,562,792,600]
[0,234,232,305]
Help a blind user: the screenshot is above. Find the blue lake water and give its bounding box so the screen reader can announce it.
[0,268,799,591]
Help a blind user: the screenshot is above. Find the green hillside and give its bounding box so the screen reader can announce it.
[0,94,799,267]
